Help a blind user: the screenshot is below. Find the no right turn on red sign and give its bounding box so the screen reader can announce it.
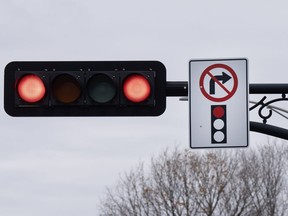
[189,59,249,149]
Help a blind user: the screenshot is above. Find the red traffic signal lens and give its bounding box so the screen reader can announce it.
[17,74,46,103]
[123,74,151,103]
[52,74,81,104]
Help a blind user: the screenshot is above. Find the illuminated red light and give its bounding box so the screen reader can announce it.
[123,74,151,103]
[17,74,46,103]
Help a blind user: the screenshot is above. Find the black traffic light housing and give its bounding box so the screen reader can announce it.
[4,61,166,116]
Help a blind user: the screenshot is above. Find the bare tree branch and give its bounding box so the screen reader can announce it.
[99,141,288,216]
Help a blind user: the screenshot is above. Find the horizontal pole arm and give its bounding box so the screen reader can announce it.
[166,82,188,97]
[249,83,288,94]
[166,82,288,96]
[250,121,288,140]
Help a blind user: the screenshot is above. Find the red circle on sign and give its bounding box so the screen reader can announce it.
[213,106,225,118]
[199,64,238,102]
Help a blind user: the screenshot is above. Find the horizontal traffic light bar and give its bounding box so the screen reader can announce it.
[4,61,166,116]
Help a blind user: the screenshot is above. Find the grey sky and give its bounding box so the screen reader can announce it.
[1,0,288,215]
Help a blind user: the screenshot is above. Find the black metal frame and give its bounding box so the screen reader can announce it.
[166,82,288,140]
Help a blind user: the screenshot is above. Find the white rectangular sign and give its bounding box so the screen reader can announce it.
[189,59,249,148]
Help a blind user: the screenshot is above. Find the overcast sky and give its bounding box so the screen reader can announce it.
[1,0,288,215]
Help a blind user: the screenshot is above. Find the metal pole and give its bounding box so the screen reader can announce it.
[250,121,288,140]
[166,82,288,96]
[249,84,288,94]
[166,81,188,97]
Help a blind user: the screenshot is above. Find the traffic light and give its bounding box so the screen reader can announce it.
[4,61,166,116]
[211,105,227,143]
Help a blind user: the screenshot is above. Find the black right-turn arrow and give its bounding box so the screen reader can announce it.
[209,72,232,95]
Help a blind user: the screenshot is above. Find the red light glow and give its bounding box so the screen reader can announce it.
[17,74,46,103]
[123,74,151,103]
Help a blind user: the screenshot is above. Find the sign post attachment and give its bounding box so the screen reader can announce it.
[189,59,249,148]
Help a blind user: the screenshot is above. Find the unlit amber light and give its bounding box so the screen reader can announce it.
[17,74,46,103]
[123,74,151,103]
[52,74,81,104]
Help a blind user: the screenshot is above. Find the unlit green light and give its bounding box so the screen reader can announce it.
[87,74,116,103]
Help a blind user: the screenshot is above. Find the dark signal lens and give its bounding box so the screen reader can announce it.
[17,74,46,103]
[87,74,116,103]
[52,74,81,104]
[123,74,151,103]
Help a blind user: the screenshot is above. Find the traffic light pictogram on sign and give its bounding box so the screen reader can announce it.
[4,61,166,116]
[211,105,227,144]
